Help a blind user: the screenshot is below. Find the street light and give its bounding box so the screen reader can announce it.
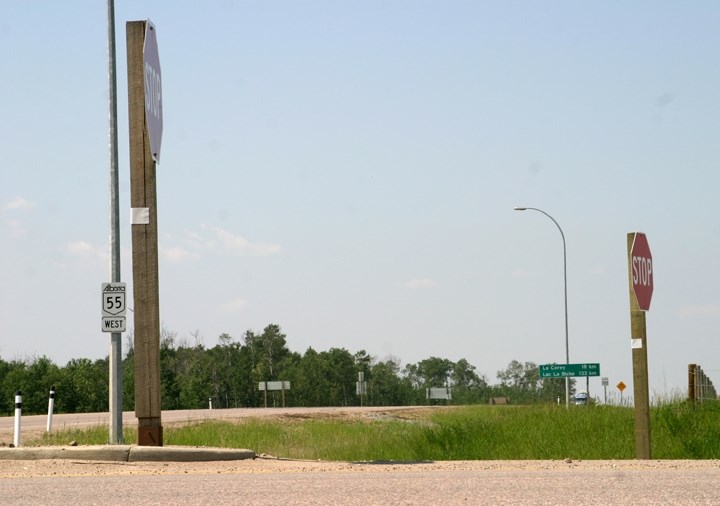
[514,207,570,408]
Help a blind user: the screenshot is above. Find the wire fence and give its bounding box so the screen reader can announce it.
[688,364,717,402]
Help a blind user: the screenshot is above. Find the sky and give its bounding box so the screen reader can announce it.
[2,1,719,402]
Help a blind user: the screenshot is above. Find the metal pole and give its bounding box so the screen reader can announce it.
[514,207,570,408]
[107,0,123,444]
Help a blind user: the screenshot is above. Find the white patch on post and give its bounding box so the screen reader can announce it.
[131,207,150,225]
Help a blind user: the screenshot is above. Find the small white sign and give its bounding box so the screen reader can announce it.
[131,207,150,225]
[258,381,290,391]
[102,282,127,317]
[427,387,452,400]
[102,316,126,333]
[631,338,643,349]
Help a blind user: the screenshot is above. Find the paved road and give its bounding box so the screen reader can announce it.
[1,459,719,505]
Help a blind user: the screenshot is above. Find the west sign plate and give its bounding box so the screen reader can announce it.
[102,316,126,333]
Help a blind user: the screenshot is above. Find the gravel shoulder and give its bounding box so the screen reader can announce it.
[1,456,719,478]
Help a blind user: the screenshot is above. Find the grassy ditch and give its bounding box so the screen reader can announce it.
[30,402,720,461]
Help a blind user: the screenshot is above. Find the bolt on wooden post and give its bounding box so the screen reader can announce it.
[127,20,163,446]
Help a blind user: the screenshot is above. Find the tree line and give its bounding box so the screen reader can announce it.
[1,324,571,415]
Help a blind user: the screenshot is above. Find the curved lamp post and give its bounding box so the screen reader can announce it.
[514,207,570,408]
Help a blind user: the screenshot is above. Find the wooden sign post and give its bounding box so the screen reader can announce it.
[127,20,163,446]
[627,232,653,459]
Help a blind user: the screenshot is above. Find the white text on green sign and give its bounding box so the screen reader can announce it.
[539,363,601,378]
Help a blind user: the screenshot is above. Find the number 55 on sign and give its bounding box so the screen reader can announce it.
[102,283,127,316]
[102,282,127,333]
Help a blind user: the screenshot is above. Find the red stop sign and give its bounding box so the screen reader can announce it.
[630,233,653,310]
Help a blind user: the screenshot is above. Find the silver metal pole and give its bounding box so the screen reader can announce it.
[107,0,123,444]
[514,207,570,408]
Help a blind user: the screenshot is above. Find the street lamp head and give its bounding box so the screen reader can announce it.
[514,207,527,211]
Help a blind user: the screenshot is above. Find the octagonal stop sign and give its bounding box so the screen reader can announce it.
[630,232,653,311]
[143,20,162,163]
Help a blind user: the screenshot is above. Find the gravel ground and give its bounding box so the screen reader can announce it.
[1,455,719,478]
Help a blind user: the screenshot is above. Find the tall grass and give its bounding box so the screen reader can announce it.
[414,405,636,460]
[653,400,720,459]
[28,402,720,461]
[35,425,138,446]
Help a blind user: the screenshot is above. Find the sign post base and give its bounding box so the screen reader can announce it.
[137,418,163,446]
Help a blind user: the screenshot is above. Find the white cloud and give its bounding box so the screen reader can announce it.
[678,304,720,318]
[220,298,248,313]
[4,218,27,237]
[183,229,215,251]
[5,197,35,210]
[211,226,281,256]
[62,241,108,260]
[162,246,200,263]
[403,278,437,289]
[159,225,281,262]
[64,241,95,254]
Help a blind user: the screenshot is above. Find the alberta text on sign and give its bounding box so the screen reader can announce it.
[101,282,126,333]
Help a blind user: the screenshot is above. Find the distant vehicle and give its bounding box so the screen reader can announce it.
[574,391,588,405]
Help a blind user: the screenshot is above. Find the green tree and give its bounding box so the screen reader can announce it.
[417,357,455,388]
[290,347,326,407]
[370,358,414,406]
[0,356,11,414]
[59,358,109,413]
[451,358,489,404]
[496,360,546,404]
[1,359,29,415]
[206,334,251,408]
[321,348,356,406]
[25,356,61,414]
[175,343,212,409]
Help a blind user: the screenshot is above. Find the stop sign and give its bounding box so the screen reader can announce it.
[143,20,162,163]
[630,233,653,311]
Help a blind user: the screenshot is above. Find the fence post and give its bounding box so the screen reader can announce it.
[13,391,22,448]
[46,386,56,432]
[688,364,696,402]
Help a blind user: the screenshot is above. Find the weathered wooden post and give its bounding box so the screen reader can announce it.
[127,20,163,446]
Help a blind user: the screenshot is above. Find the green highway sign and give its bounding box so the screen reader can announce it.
[539,363,600,378]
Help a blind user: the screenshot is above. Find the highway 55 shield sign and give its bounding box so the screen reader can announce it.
[102,282,126,332]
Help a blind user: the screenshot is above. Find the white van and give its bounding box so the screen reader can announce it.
[574,391,588,405]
